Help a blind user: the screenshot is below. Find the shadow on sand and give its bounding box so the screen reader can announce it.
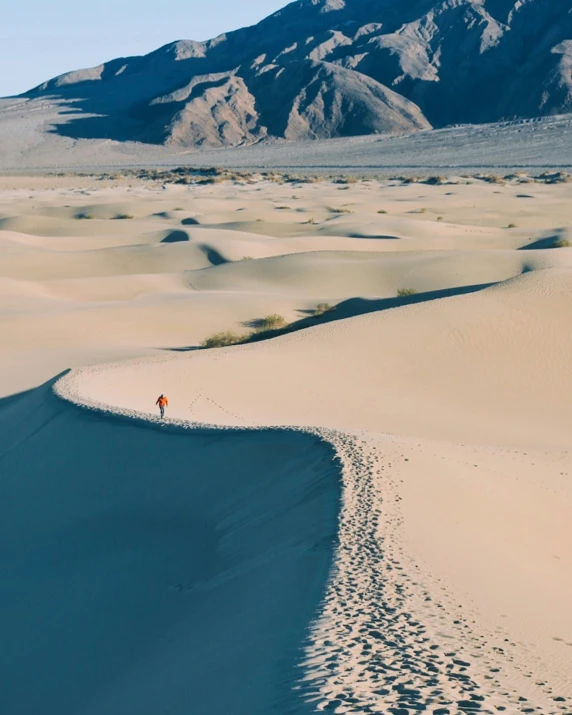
[162,281,495,353]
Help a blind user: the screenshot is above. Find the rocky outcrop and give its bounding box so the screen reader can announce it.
[23,0,572,147]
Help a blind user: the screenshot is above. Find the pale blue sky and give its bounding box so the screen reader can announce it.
[0,1,291,97]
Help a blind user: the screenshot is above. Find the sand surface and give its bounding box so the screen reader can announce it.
[1,172,571,714]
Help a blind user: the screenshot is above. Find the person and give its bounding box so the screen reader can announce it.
[156,394,168,418]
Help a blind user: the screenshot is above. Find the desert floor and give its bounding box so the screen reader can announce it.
[1,171,571,715]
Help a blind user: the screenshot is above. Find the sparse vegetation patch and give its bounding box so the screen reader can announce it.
[313,303,335,316]
[256,314,288,331]
[200,331,248,349]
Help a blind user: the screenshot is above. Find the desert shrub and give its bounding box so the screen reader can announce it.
[377,209,388,214]
[75,213,94,219]
[436,216,444,222]
[173,207,185,211]
[554,238,571,248]
[114,214,134,220]
[397,288,417,297]
[313,303,334,316]
[257,314,288,331]
[305,217,317,224]
[507,223,517,229]
[551,172,571,184]
[275,206,291,210]
[330,207,354,214]
[242,256,254,261]
[198,176,224,185]
[201,331,247,349]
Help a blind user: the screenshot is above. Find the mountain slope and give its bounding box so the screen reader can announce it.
[17,0,572,147]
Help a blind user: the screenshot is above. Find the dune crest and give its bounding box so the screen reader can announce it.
[1,172,571,714]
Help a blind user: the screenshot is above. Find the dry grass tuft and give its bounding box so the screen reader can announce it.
[256,314,288,331]
[201,331,248,349]
[313,303,335,316]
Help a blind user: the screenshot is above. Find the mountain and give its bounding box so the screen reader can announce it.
[22,0,572,148]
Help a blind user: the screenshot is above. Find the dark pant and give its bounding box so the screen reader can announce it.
[160,406,165,418]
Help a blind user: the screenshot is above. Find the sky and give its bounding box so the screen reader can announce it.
[0,0,291,97]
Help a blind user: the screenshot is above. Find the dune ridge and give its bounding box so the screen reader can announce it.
[51,263,572,714]
[1,172,571,714]
[0,380,340,715]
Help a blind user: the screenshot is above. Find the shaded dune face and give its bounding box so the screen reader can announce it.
[0,385,340,715]
[18,0,572,147]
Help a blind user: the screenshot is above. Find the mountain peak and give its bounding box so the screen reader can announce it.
[22,0,572,148]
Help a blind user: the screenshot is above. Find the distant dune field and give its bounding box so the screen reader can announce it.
[0,171,571,715]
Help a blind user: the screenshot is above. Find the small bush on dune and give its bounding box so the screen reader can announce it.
[554,238,571,248]
[257,314,288,331]
[484,174,506,185]
[114,214,134,220]
[436,216,444,222]
[196,175,225,185]
[75,213,94,220]
[506,223,517,229]
[330,207,354,214]
[397,288,417,297]
[313,303,335,316]
[334,176,359,185]
[377,209,388,214]
[201,331,247,349]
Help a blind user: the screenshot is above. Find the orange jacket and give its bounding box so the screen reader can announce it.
[156,396,168,407]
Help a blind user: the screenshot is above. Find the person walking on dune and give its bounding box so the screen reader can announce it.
[156,394,168,419]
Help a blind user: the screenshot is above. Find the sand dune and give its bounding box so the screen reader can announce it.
[57,268,572,713]
[1,173,571,714]
[0,382,339,715]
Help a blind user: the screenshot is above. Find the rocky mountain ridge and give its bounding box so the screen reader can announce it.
[24,0,572,147]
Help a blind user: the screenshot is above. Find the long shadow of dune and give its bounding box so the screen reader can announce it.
[0,379,340,715]
[519,232,567,250]
[200,246,227,266]
[163,282,495,353]
[348,233,400,240]
[160,230,189,243]
[256,282,496,339]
